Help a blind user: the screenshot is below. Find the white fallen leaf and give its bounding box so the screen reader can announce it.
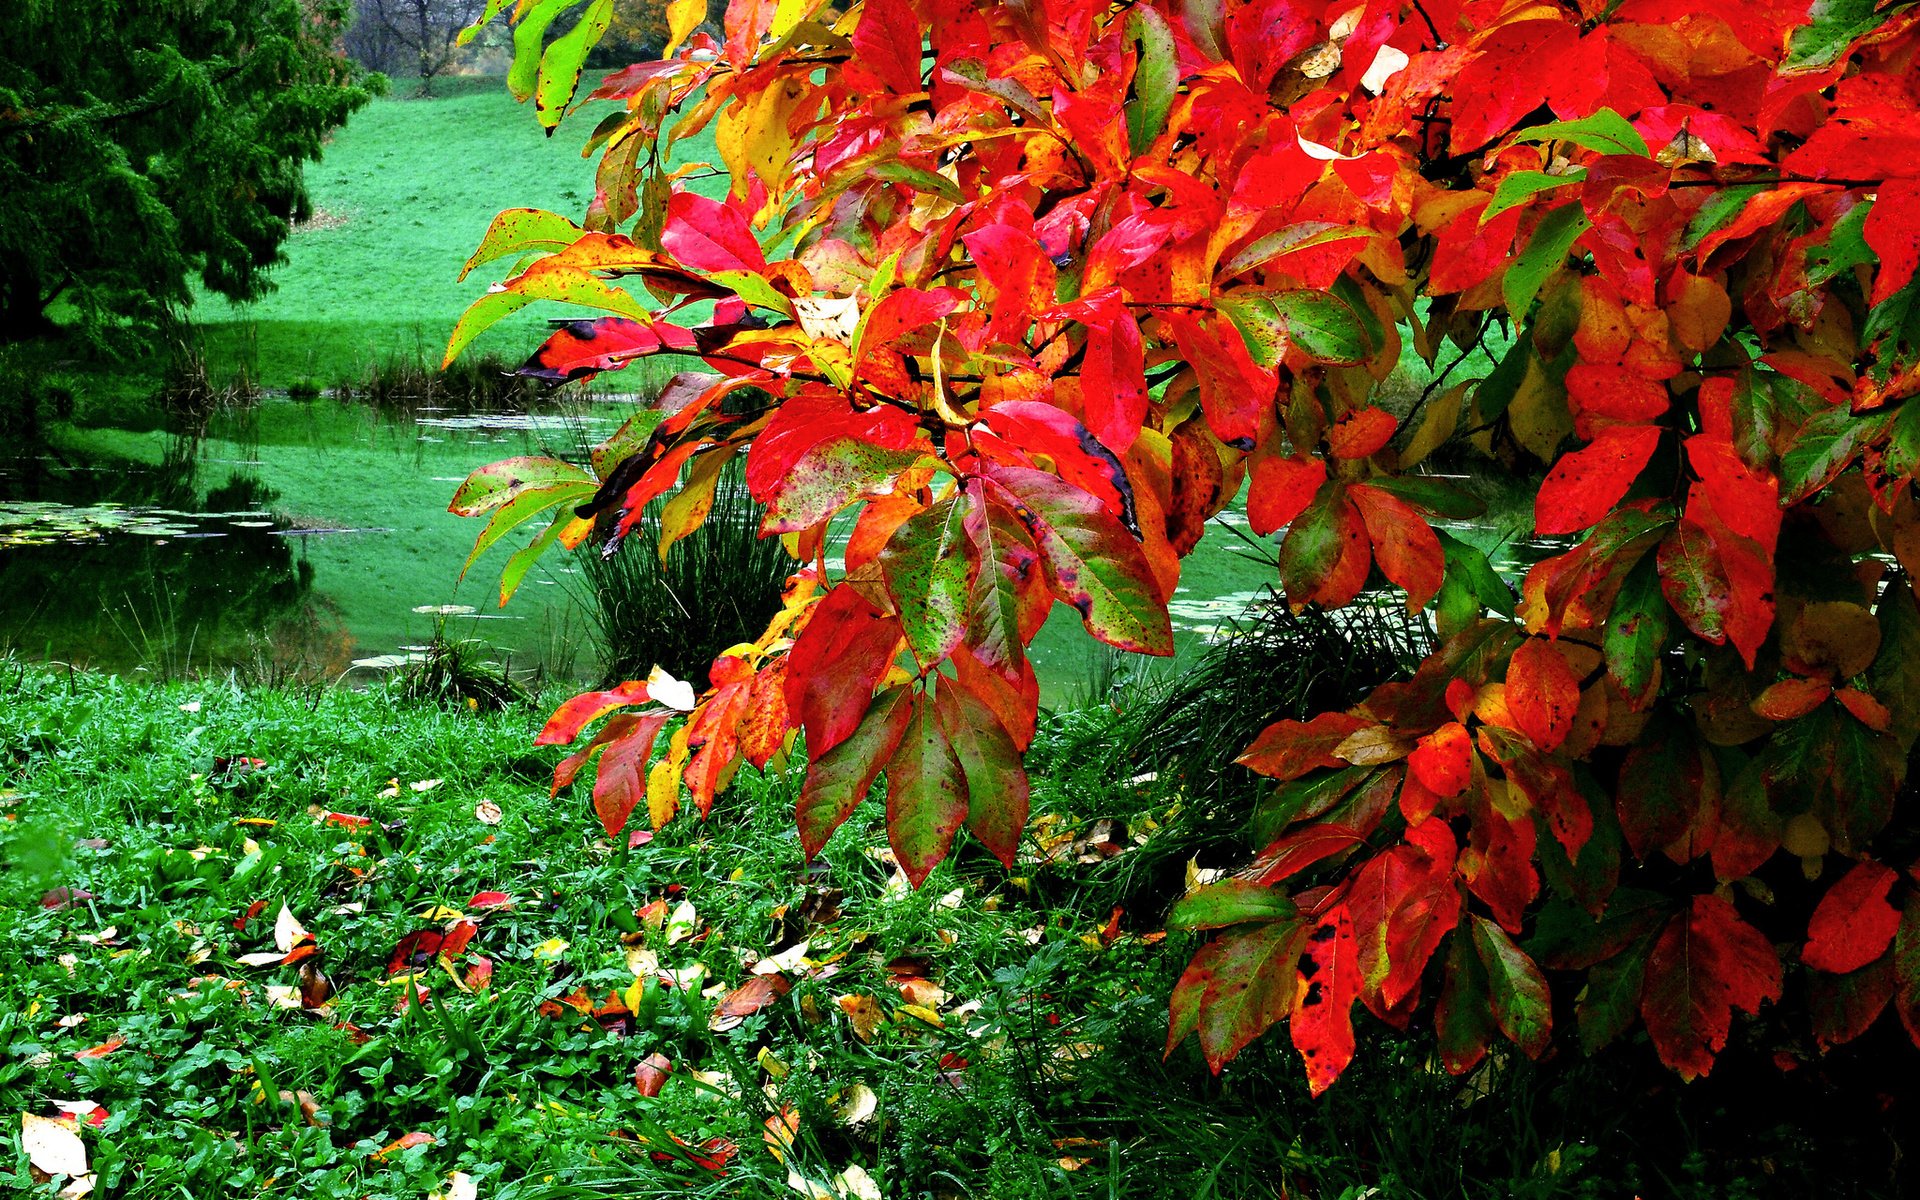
[264,985,304,1010]
[664,900,698,945]
[21,1111,88,1178]
[752,940,810,974]
[474,801,503,826]
[273,904,308,955]
[178,701,201,714]
[625,945,660,977]
[56,1014,85,1029]
[236,952,287,967]
[429,1170,480,1200]
[934,888,964,910]
[647,666,698,712]
[410,779,443,793]
[834,1165,882,1200]
[785,1169,836,1200]
[835,1083,878,1127]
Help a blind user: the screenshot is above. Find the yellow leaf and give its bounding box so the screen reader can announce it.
[662,0,704,57]
[716,76,808,201]
[1504,355,1573,462]
[1396,382,1467,470]
[624,976,647,1016]
[896,1003,943,1028]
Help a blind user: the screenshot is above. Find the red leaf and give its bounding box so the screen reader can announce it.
[1237,712,1370,780]
[634,1052,673,1097]
[591,714,671,837]
[784,585,902,760]
[1810,955,1894,1051]
[1246,456,1327,536]
[975,401,1133,522]
[387,930,445,977]
[1291,906,1360,1096]
[536,680,652,746]
[661,190,765,272]
[1327,409,1397,460]
[849,0,923,96]
[1409,721,1472,798]
[41,886,93,911]
[1836,687,1893,732]
[1863,180,1920,307]
[1641,895,1783,1080]
[1079,315,1148,454]
[1804,861,1902,975]
[1506,638,1581,752]
[1535,426,1661,536]
[372,1131,435,1160]
[1278,486,1371,609]
[1242,824,1367,885]
[856,286,963,365]
[1348,483,1445,611]
[468,891,514,911]
[1447,20,1578,152]
[935,676,1030,870]
[797,686,914,859]
[711,974,792,1023]
[74,1035,125,1060]
[1752,677,1832,722]
[520,317,696,383]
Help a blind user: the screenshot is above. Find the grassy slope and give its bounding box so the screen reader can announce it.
[197,76,723,391]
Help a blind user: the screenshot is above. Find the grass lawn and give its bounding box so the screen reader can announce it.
[196,76,725,392]
[0,665,1678,1200]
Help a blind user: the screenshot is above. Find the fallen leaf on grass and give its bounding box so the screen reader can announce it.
[837,995,885,1042]
[665,900,698,945]
[372,1131,436,1159]
[72,1037,123,1060]
[834,1083,877,1126]
[21,1111,92,1196]
[49,1101,108,1129]
[896,1004,943,1029]
[763,1104,799,1161]
[710,975,791,1031]
[410,779,443,793]
[628,828,654,848]
[474,801,503,825]
[467,891,514,911]
[650,1133,735,1172]
[430,1171,480,1200]
[634,1052,672,1097]
[41,888,93,911]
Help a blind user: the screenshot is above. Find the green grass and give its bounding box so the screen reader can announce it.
[194,76,725,391]
[0,663,1662,1200]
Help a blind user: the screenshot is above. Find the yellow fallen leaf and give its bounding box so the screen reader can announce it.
[837,994,884,1042]
[533,938,569,961]
[896,1004,943,1029]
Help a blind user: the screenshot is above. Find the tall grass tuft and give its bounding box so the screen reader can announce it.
[1037,587,1432,916]
[334,351,562,416]
[578,456,793,688]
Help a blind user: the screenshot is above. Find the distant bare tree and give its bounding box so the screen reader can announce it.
[343,0,489,92]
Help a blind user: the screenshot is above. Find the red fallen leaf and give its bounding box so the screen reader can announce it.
[394,984,431,1013]
[710,974,792,1028]
[298,959,332,1008]
[651,1134,737,1173]
[637,898,670,928]
[371,1131,435,1160]
[234,899,268,930]
[74,1035,124,1060]
[438,920,479,961]
[280,943,320,967]
[324,811,373,830]
[387,929,445,977]
[628,829,655,849]
[467,891,514,911]
[1804,861,1902,975]
[634,1052,672,1097]
[333,1021,371,1045]
[41,886,93,910]
[463,956,495,992]
[1506,639,1581,752]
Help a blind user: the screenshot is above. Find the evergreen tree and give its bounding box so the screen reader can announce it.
[0,0,376,338]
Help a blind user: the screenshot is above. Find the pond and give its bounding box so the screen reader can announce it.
[0,396,1549,700]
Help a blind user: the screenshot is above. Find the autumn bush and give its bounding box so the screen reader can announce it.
[446,0,1920,1106]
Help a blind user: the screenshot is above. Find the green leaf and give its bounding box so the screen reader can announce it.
[984,465,1173,655]
[536,0,614,128]
[449,456,595,517]
[461,481,597,579]
[1167,881,1299,931]
[1509,107,1649,158]
[1194,919,1312,1070]
[704,269,798,317]
[498,506,573,607]
[457,0,516,46]
[1368,475,1486,520]
[1577,937,1650,1054]
[1250,765,1371,846]
[1472,334,1532,422]
[886,694,971,886]
[509,0,581,102]
[1219,222,1371,279]
[1484,169,1586,223]
[1783,0,1888,73]
[1779,406,1890,505]
[1683,184,1770,252]
[1804,200,1875,288]
[1221,289,1373,367]
[1472,916,1552,1057]
[935,678,1029,869]
[763,439,929,533]
[1125,5,1178,159]
[1603,555,1669,699]
[459,209,586,281]
[1504,202,1592,317]
[1433,530,1513,639]
[880,496,975,672]
[867,161,966,204]
[1435,926,1494,1073]
[796,686,914,858]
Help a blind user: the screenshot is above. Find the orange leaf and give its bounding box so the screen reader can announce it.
[1506,639,1582,752]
